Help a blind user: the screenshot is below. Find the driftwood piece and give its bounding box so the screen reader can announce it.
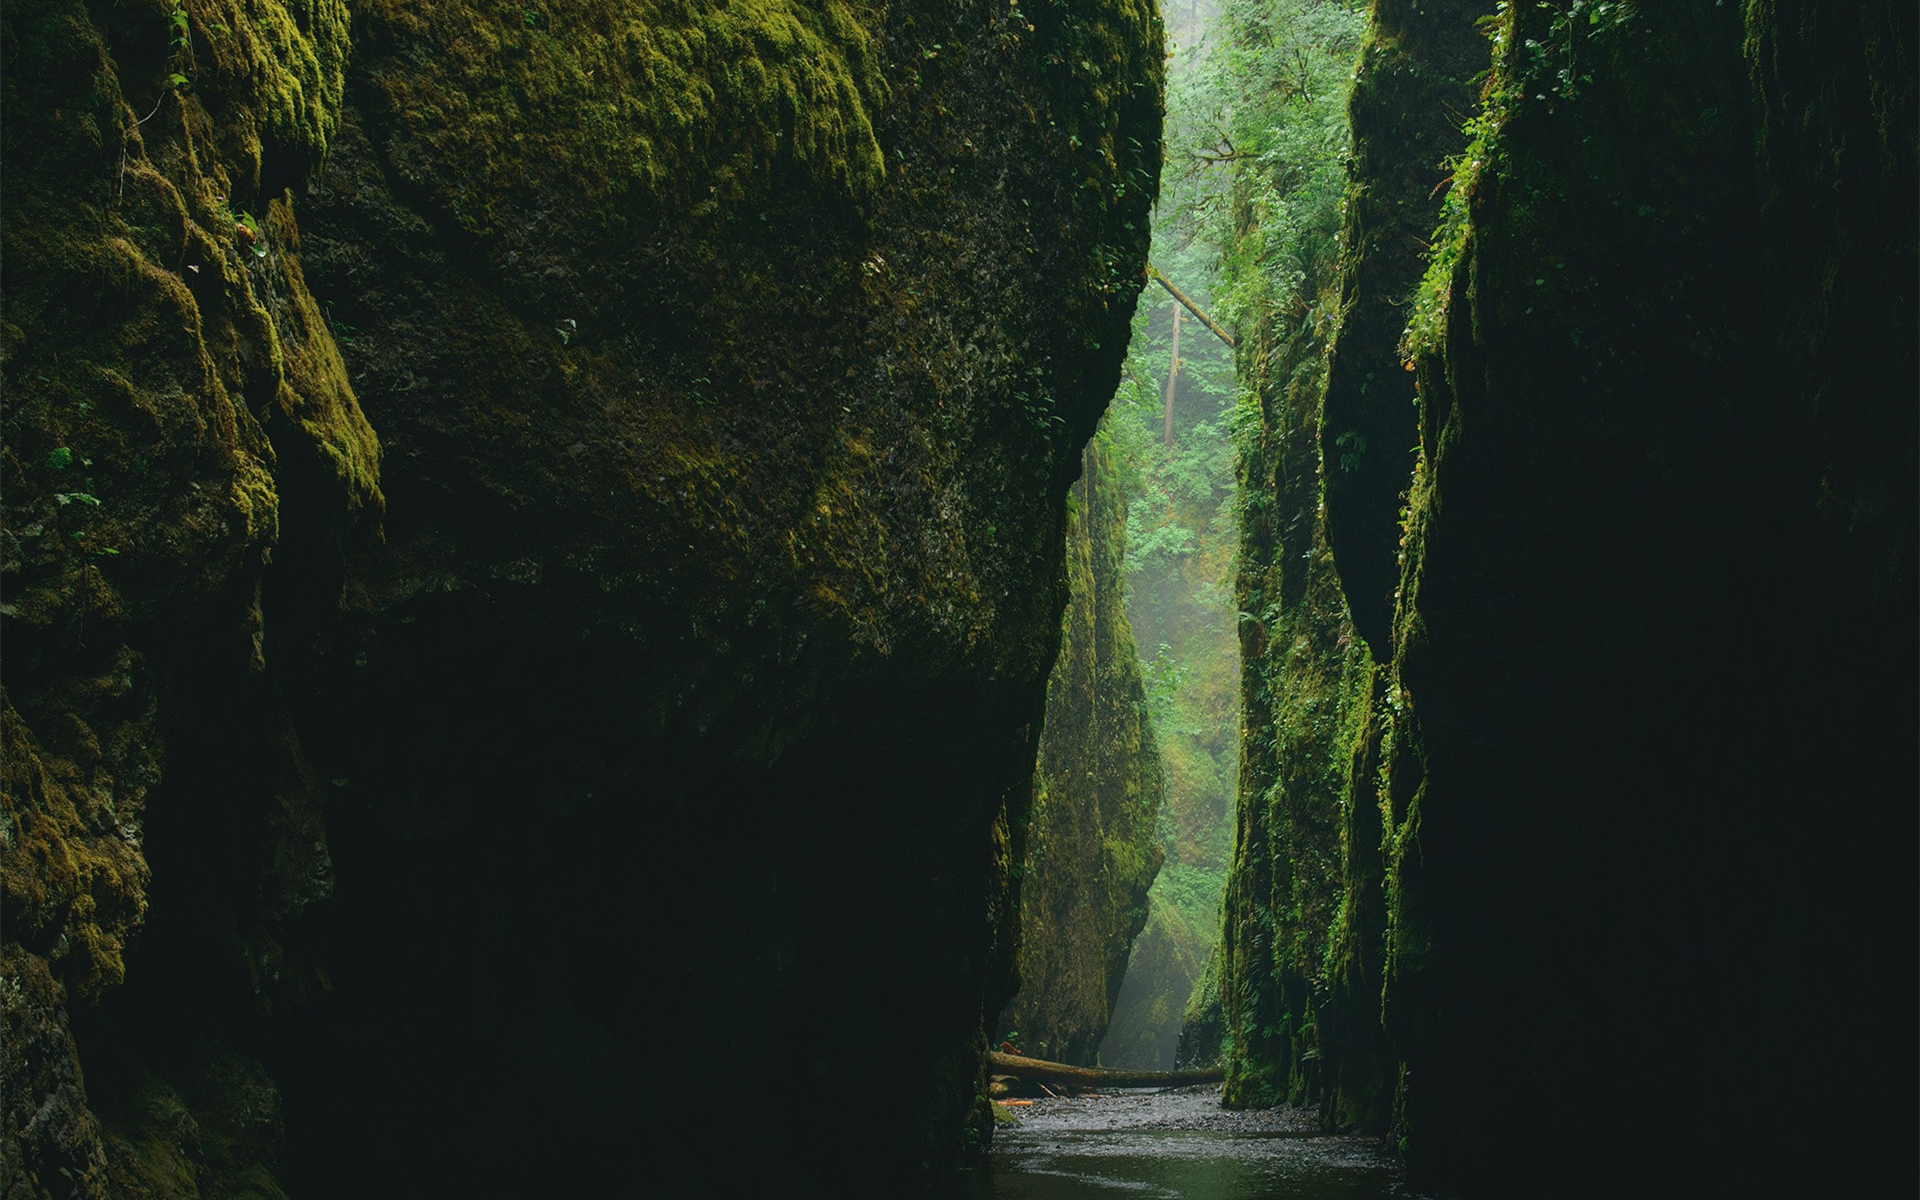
[987,1051,1224,1089]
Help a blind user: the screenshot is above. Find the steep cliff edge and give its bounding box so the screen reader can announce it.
[1002,429,1164,1066]
[1218,1,1916,1192]
[1,0,1162,1193]
[1380,4,1916,1190]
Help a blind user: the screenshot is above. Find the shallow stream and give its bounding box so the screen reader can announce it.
[930,1086,1420,1200]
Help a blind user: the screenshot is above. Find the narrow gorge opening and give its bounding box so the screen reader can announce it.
[991,0,1261,1073]
[978,2,1421,1192]
[993,194,1242,1076]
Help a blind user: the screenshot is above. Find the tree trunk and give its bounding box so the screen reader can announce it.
[1163,302,1181,446]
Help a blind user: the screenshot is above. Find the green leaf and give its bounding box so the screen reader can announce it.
[53,492,100,507]
[45,447,72,470]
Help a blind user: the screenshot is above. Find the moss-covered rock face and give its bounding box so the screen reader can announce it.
[1001,430,1164,1066]
[277,0,1158,1185]
[2,1,376,1193]
[1167,0,1392,1134]
[1213,190,1382,1126]
[1220,0,1914,1192]
[1377,4,1916,1190]
[2,0,1161,1192]
[1318,0,1488,658]
[1204,0,1488,1133]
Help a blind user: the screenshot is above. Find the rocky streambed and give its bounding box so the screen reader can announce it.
[932,1085,1426,1199]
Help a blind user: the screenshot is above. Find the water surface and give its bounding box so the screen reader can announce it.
[933,1086,1416,1200]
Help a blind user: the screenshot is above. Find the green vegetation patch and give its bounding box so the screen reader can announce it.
[1149,0,1401,1124]
[355,0,887,237]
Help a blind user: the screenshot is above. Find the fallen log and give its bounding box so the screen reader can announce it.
[988,1051,1224,1089]
[1145,265,1236,349]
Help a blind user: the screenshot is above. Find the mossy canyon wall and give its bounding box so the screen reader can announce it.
[1,0,1162,1193]
[1218,0,1916,1194]
[1001,428,1163,1066]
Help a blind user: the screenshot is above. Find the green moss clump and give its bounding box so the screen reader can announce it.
[353,0,887,239]
[1,0,380,640]
[2,1,378,1194]
[259,194,383,545]
[0,685,156,1005]
[188,0,352,192]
